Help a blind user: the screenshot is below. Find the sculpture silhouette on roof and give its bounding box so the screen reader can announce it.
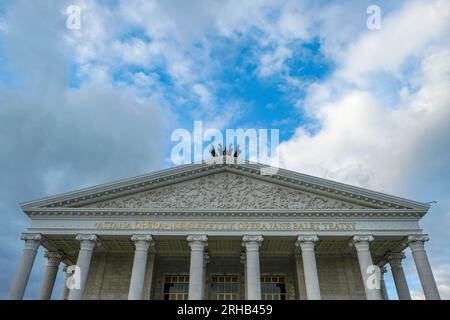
[209,143,241,158]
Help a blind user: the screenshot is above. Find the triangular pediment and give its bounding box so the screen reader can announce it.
[84,171,367,210]
[20,160,429,212]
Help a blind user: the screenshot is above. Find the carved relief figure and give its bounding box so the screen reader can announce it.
[88,172,367,210]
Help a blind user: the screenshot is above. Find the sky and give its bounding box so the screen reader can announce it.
[0,0,449,299]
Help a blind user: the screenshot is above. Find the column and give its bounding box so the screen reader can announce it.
[386,252,411,300]
[242,235,263,300]
[295,235,321,300]
[8,233,42,300]
[350,235,382,300]
[128,235,154,300]
[294,254,307,299]
[406,235,440,300]
[240,251,248,299]
[203,251,210,299]
[67,234,98,300]
[38,251,63,300]
[379,266,389,300]
[60,265,70,300]
[187,234,208,300]
[142,254,156,300]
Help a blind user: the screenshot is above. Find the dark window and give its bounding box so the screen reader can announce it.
[163,275,189,300]
[261,275,286,300]
[210,275,240,300]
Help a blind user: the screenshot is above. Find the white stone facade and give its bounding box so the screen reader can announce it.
[79,253,365,300]
[8,159,441,300]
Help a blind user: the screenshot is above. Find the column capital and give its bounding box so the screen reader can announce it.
[350,234,374,251]
[242,234,263,244]
[21,233,42,251]
[242,235,263,252]
[131,234,153,242]
[404,235,429,252]
[240,251,246,264]
[386,252,406,267]
[187,234,208,250]
[187,234,208,243]
[296,235,319,243]
[204,252,211,266]
[131,234,154,251]
[379,266,388,285]
[296,235,319,251]
[75,234,98,251]
[21,233,42,241]
[44,251,64,267]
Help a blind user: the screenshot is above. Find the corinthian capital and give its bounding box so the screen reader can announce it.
[350,234,374,251]
[295,235,319,251]
[131,234,154,251]
[385,252,406,267]
[75,234,98,251]
[240,251,246,264]
[404,234,429,252]
[21,233,42,251]
[21,233,42,242]
[242,235,263,251]
[44,251,64,267]
[187,234,208,250]
[187,234,208,243]
[204,252,211,266]
[242,235,264,243]
[75,234,98,242]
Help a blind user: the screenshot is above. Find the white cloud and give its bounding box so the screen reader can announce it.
[278,0,450,298]
[277,9,309,40]
[338,0,450,84]
[111,38,162,67]
[279,0,450,191]
[0,0,174,298]
[131,71,157,88]
[1,0,449,299]
[432,264,450,299]
[193,83,213,109]
[257,46,293,77]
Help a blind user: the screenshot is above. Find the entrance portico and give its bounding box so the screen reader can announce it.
[9,160,441,300]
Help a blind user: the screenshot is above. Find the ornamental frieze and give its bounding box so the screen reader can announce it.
[87,172,368,210]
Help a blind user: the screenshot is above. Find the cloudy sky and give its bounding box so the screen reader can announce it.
[0,0,449,299]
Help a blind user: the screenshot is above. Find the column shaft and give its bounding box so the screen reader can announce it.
[128,235,153,300]
[242,235,263,300]
[142,254,156,300]
[296,235,321,300]
[294,255,307,299]
[60,266,70,300]
[187,235,208,300]
[67,234,97,300]
[407,236,440,300]
[351,235,382,300]
[240,252,248,299]
[8,234,42,300]
[380,267,389,300]
[38,251,63,300]
[386,252,411,300]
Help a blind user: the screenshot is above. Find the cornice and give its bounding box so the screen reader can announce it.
[23,207,425,219]
[19,159,430,212]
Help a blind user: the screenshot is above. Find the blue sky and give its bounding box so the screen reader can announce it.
[0,0,449,299]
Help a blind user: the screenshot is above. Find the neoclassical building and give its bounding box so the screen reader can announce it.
[9,158,441,300]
